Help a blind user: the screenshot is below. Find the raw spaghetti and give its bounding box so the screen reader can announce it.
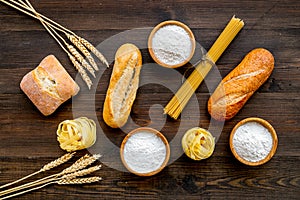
[164,16,244,119]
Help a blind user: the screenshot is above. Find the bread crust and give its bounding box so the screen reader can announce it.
[208,48,274,121]
[20,55,80,116]
[103,43,142,128]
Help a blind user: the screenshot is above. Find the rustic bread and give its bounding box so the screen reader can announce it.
[208,48,274,121]
[20,55,80,116]
[103,43,142,128]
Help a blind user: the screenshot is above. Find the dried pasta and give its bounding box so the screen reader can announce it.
[57,117,96,152]
[182,127,215,160]
[164,16,244,119]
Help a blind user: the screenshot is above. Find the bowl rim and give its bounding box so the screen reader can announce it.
[229,117,278,166]
[148,20,196,68]
[120,127,170,176]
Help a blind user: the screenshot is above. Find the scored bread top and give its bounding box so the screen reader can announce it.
[103,43,142,128]
[208,48,274,121]
[20,55,80,116]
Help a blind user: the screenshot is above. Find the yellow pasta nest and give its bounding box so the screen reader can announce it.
[182,127,215,160]
[57,117,96,152]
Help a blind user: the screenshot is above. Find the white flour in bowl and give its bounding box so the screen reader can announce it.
[123,131,167,174]
[151,25,192,66]
[233,122,273,162]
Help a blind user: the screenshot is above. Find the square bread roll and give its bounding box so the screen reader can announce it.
[20,55,80,116]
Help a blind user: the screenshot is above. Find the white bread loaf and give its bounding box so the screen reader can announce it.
[208,48,274,121]
[103,43,142,128]
[20,55,80,116]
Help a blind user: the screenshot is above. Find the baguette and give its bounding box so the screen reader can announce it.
[208,48,274,121]
[103,43,142,128]
[20,55,80,116]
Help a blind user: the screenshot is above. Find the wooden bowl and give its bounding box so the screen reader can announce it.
[229,117,278,166]
[148,20,196,68]
[120,127,170,176]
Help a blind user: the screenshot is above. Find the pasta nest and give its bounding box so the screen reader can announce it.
[57,117,96,152]
[182,127,215,160]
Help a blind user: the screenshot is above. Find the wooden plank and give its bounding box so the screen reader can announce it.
[0,0,299,199]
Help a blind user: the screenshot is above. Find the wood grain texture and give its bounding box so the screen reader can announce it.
[0,0,299,199]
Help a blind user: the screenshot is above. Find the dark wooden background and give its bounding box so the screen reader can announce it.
[0,0,299,199]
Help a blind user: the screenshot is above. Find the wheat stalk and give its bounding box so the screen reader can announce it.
[0,153,75,189]
[1,176,102,200]
[0,181,54,200]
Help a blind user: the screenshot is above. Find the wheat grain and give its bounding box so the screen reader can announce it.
[66,33,99,71]
[77,36,109,68]
[57,177,102,185]
[61,165,102,180]
[69,54,92,89]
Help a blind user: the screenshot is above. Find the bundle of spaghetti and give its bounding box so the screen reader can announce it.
[164,16,244,119]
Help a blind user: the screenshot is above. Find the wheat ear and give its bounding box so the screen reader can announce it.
[67,44,95,77]
[69,54,93,89]
[60,154,101,175]
[40,152,76,172]
[61,165,102,180]
[58,177,102,185]
[0,153,75,189]
[77,36,109,68]
[66,33,99,71]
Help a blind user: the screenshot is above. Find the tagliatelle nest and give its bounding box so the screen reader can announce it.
[57,117,96,152]
[182,127,215,160]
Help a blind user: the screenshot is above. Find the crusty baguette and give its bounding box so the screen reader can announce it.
[20,55,80,116]
[208,48,274,121]
[103,43,142,128]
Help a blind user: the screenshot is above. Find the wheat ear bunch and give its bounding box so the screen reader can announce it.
[66,33,99,71]
[60,154,101,175]
[61,165,102,180]
[67,44,96,77]
[0,152,75,190]
[0,154,102,198]
[69,54,93,89]
[1,0,109,89]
